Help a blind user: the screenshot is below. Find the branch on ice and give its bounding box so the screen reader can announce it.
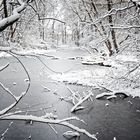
[0,115,97,140]
[0,51,31,115]
[63,131,80,139]
[0,92,26,115]
[71,91,93,113]
[0,63,9,72]
[0,0,27,31]
[0,82,18,101]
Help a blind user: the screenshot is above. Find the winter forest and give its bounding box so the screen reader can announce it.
[0,0,140,140]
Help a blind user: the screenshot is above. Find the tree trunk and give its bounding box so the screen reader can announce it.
[3,0,8,18]
[107,0,119,53]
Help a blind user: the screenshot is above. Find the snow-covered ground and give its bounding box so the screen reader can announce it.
[49,53,140,98]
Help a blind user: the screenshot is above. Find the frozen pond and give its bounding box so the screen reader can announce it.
[0,48,140,140]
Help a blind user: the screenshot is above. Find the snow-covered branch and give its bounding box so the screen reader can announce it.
[0,114,97,140]
[110,25,140,29]
[0,0,27,31]
[81,4,135,31]
[71,91,93,113]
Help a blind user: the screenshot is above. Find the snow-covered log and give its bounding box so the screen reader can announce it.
[71,91,93,113]
[0,0,27,31]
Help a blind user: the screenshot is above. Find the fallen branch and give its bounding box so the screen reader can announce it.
[0,114,97,140]
[0,63,9,72]
[71,91,93,113]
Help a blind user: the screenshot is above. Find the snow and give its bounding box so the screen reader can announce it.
[49,68,107,87]
[115,55,138,62]
[49,53,140,98]
[82,54,105,65]
[0,52,11,57]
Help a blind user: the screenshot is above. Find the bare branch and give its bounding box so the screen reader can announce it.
[39,17,65,24]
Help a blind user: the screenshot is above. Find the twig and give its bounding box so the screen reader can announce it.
[0,63,9,72]
[71,91,93,113]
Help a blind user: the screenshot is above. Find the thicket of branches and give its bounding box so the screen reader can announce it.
[0,0,139,55]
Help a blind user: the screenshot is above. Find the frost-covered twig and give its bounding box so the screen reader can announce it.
[0,63,9,72]
[0,115,97,140]
[71,91,93,113]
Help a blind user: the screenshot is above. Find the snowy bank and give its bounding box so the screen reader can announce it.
[49,68,107,87]
[49,54,140,98]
